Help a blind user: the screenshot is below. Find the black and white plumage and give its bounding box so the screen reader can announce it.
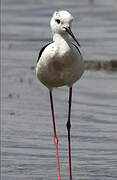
[36,10,84,89]
[37,42,53,63]
[36,10,84,180]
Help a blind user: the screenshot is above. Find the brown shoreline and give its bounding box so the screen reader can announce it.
[84,60,117,72]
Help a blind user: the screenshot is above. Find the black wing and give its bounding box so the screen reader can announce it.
[72,43,81,56]
[37,42,53,63]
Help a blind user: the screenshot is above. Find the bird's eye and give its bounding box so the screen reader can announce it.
[56,19,60,24]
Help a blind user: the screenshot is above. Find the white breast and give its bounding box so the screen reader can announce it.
[36,42,84,89]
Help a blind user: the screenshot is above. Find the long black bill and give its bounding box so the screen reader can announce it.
[65,27,80,47]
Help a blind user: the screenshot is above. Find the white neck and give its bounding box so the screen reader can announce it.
[52,33,72,56]
[53,33,70,45]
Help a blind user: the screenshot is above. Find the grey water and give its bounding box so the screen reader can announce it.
[1,0,117,179]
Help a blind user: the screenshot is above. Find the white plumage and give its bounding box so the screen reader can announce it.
[36,10,84,89]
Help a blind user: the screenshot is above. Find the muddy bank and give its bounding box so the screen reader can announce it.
[85,60,117,72]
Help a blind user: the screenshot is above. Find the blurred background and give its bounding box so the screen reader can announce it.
[1,0,117,180]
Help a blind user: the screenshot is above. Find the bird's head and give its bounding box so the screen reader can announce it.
[50,10,80,46]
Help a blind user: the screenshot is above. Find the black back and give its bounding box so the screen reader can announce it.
[37,42,53,63]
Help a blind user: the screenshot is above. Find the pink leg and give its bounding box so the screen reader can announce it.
[66,87,72,180]
[49,90,61,180]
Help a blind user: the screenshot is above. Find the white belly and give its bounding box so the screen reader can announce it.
[36,50,84,89]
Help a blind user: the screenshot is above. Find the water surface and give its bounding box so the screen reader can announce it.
[1,0,117,179]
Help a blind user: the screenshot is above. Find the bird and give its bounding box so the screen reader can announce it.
[36,10,84,180]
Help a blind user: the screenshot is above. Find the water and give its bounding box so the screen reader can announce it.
[1,0,117,179]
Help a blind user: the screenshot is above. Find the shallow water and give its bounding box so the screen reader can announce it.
[1,0,117,180]
[2,0,117,61]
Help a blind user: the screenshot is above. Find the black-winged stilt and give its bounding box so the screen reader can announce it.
[36,10,84,180]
